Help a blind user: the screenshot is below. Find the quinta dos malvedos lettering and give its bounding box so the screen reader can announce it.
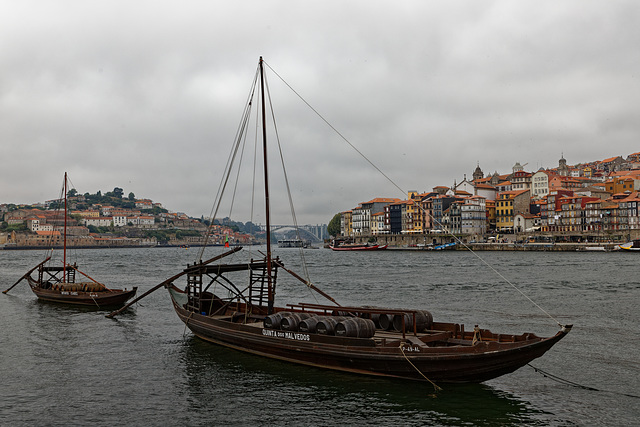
[262,329,310,341]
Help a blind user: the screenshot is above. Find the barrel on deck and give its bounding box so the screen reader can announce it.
[263,312,288,329]
[392,310,433,332]
[298,316,321,333]
[335,318,376,338]
[280,312,312,331]
[377,313,394,330]
[316,316,347,335]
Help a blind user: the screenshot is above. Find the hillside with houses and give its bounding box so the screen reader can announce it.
[338,152,640,245]
[0,189,258,249]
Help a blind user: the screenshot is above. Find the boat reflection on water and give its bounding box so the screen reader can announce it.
[179,336,546,425]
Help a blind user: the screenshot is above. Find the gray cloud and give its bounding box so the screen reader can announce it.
[2,1,639,224]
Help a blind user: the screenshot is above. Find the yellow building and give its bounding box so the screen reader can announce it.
[341,210,353,236]
[496,190,530,232]
[485,199,496,231]
[371,212,385,235]
[406,194,421,233]
[71,210,100,218]
[496,194,514,231]
[605,176,640,194]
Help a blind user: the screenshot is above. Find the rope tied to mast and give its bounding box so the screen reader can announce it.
[263,58,567,330]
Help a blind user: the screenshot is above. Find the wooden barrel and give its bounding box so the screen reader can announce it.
[335,318,376,338]
[422,310,433,330]
[392,310,433,332]
[280,312,312,331]
[316,316,347,335]
[298,316,321,333]
[263,312,287,329]
[377,313,394,330]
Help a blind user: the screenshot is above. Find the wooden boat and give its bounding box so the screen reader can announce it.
[618,240,640,251]
[114,58,571,384]
[166,266,570,382]
[4,173,136,307]
[329,243,388,251]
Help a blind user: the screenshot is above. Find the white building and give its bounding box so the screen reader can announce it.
[351,206,364,235]
[461,196,486,236]
[113,215,127,227]
[129,215,155,226]
[532,170,554,199]
[83,217,113,227]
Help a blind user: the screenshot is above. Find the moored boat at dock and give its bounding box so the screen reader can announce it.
[618,239,640,251]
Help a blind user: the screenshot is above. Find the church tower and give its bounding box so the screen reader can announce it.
[558,153,569,176]
[472,162,483,181]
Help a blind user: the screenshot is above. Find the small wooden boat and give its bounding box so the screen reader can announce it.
[25,260,137,307]
[4,173,136,308]
[112,58,571,385]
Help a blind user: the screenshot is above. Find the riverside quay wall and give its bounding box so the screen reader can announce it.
[339,230,640,251]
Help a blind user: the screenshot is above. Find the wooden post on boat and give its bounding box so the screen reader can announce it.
[3,256,51,294]
[259,57,274,315]
[106,246,242,318]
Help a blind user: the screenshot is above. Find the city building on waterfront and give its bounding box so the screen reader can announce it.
[332,152,640,239]
[496,189,530,232]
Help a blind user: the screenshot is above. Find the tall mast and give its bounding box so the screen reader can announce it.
[63,172,68,283]
[259,57,274,314]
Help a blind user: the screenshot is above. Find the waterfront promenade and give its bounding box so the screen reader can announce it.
[386,242,621,252]
[337,232,637,252]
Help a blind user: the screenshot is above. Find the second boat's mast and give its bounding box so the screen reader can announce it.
[63,172,68,283]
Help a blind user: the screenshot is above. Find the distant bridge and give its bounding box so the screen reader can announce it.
[261,224,328,242]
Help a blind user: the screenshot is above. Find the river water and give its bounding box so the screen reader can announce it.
[1,246,638,426]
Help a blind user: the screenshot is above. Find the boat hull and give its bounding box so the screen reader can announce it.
[618,242,640,251]
[29,280,137,307]
[168,287,569,383]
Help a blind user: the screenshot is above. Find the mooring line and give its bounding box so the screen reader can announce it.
[400,344,442,393]
[90,294,101,309]
[528,364,640,399]
[183,312,194,339]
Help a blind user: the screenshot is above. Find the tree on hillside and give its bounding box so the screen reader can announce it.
[245,221,258,234]
[328,213,341,237]
[128,192,135,201]
[113,187,124,198]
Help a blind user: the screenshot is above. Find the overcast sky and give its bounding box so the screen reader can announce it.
[2,1,639,225]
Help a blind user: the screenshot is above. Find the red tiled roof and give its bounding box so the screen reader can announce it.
[35,230,61,236]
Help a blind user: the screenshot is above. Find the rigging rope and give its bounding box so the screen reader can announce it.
[263,60,564,328]
[263,71,317,303]
[197,68,260,262]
